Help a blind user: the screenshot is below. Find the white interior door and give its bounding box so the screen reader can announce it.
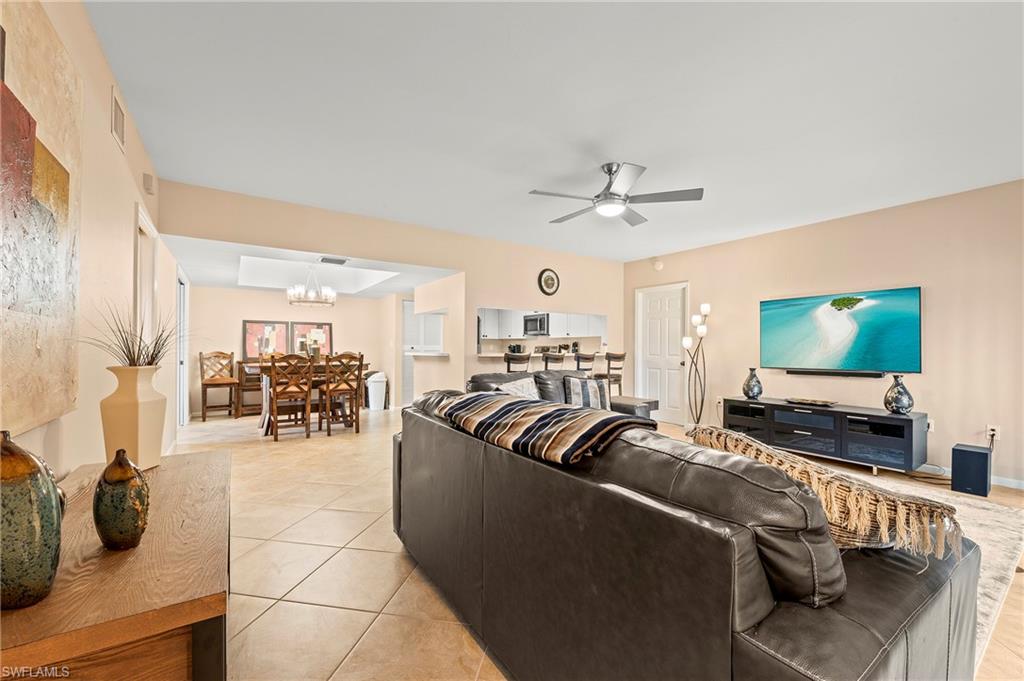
[638,286,686,424]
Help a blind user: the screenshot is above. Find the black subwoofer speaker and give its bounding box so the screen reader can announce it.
[951,443,991,497]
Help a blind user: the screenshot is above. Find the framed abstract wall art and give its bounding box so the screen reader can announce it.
[0,5,84,434]
[290,322,333,354]
[241,320,290,360]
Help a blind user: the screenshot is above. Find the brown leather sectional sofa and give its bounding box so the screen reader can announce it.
[393,388,980,681]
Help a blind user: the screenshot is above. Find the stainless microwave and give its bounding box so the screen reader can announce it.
[523,312,549,336]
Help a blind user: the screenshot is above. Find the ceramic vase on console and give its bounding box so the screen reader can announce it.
[1,431,66,608]
[100,366,166,470]
[93,448,150,550]
[742,368,763,400]
[883,374,914,414]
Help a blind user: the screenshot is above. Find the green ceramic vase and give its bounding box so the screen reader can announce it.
[93,448,150,550]
[1,431,66,609]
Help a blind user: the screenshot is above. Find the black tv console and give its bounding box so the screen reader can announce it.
[722,397,927,472]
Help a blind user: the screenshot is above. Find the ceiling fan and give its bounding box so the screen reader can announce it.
[529,162,703,226]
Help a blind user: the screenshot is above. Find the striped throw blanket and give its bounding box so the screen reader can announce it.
[435,392,656,465]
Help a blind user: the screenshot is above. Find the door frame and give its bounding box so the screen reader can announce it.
[634,281,689,421]
[176,268,190,426]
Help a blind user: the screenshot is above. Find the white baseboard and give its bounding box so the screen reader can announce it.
[992,475,1024,490]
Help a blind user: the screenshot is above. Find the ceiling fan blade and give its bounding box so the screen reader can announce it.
[608,162,647,195]
[529,189,593,201]
[621,207,648,227]
[550,205,596,223]
[628,188,704,204]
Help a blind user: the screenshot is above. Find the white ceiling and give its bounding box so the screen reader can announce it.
[163,235,455,297]
[89,2,1022,262]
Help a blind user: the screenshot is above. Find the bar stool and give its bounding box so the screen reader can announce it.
[574,352,596,375]
[200,351,239,421]
[542,352,566,370]
[593,352,626,395]
[504,352,531,372]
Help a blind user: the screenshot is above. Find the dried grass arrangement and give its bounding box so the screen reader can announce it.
[688,425,963,560]
[80,304,175,367]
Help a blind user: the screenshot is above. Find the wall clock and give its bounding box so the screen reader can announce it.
[538,268,560,296]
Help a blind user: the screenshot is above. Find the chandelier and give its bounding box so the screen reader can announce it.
[287,266,336,307]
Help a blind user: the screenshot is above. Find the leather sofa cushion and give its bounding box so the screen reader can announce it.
[533,369,586,402]
[466,372,531,393]
[732,537,980,680]
[589,428,846,606]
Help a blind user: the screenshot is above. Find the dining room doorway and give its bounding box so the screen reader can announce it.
[401,300,415,406]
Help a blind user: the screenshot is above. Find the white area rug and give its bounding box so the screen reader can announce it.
[840,468,1024,666]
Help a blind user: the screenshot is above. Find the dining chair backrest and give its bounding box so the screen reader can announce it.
[270,354,312,398]
[574,352,596,372]
[504,352,531,373]
[605,352,626,374]
[200,351,234,381]
[324,352,364,394]
[542,352,565,370]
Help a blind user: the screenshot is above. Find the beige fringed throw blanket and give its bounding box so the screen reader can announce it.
[689,425,963,560]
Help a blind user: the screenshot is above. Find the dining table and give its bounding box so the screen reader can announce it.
[250,359,370,436]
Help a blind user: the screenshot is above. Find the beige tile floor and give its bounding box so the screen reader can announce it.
[179,411,1023,681]
[176,409,509,681]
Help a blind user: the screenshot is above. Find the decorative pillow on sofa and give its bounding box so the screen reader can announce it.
[688,424,963,560]
[497,376,540,400]
[564,376,610,410]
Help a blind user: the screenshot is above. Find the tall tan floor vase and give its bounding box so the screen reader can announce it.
[99,366,166,470]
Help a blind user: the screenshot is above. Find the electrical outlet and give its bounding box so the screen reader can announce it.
[986,425,1001,441]
[927,419,935,432]
[715,396,723,407]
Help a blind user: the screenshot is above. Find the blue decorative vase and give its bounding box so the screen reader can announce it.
[742,368,764,400]
[883,375,914,415]
[1,431,66,609]
[93,448,150,550]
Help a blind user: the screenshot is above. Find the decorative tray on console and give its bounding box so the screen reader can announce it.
[784,397,838,407]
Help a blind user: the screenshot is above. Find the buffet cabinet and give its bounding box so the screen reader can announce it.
[722,397,927,472]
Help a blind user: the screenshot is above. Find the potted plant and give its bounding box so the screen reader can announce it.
[82,306,174,469]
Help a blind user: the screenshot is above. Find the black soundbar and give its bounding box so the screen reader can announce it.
[785,369,885,378]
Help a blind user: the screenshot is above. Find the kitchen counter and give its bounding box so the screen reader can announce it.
[478,351,607,359]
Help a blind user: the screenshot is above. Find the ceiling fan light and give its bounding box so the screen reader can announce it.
[595,198,626,217]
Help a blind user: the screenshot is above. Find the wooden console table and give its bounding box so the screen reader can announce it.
[722,397,927,473]
[1,452,229,680]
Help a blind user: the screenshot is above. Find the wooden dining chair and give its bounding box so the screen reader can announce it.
[504,352,531,373]
[318,352,365,435]
[234,360,263,418]
[574,352,596,375]
[542,352,566,370]
[593,352,626,395]
[269,354,313,441]
[200,351,239,422]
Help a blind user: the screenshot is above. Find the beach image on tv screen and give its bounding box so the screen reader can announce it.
[760,287,921,373]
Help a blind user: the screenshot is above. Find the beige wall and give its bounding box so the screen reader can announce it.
[5,1,170,477]
[187,286,387,414]
[158,181,626,393]
[624,181,1024,482]
[413,273,467,394]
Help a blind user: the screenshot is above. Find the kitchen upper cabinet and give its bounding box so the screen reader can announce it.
[479,308,499,339]
[568,313,589,337]
[547,312,569,337]
[499,309,526,339]
[588,314,608,343]
[409,313,444,352]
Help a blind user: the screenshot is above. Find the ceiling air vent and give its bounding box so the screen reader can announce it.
[319,256,348,266]
[111,87,126,152]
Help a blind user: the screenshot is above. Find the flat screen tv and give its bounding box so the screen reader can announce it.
[760,287,921,374]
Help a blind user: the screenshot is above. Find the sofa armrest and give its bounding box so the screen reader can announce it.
[392,432,402,534]
[609,395,652,418]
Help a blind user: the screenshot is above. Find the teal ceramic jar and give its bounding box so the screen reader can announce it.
[93,448,150,550]
[1,431,66,609]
